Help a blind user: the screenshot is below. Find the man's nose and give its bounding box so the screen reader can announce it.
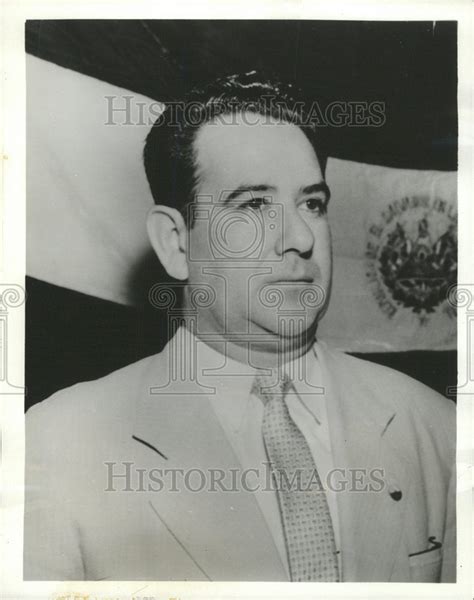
[274,208,314,256]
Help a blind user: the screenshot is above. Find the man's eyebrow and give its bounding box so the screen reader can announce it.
[299,182,331,202]
[225,184,277,203]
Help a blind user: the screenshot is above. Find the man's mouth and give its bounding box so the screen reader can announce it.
[269,277,315,283]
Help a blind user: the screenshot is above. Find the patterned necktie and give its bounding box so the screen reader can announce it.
[252,371,340,582]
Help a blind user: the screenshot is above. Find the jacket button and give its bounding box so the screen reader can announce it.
[389,486,402,501]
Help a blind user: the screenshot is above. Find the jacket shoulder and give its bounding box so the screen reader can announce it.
[321,343,455,424]
[26,351,163,440]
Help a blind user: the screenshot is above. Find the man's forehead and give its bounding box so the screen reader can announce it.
[193,111,321,189]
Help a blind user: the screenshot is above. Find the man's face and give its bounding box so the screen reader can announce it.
[186,112,332,345]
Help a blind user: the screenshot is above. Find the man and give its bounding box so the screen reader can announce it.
[24,72,455,582]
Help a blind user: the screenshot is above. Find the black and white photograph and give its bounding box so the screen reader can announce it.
[1,10,466,592]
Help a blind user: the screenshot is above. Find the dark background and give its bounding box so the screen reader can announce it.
[25,20,457,409]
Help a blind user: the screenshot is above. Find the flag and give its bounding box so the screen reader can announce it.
[27,55,457,351]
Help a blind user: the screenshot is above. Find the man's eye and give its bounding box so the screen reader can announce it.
[240,197,269,211]
[303,198,327,215]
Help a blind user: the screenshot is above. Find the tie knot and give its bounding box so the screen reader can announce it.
[252,371,292,405]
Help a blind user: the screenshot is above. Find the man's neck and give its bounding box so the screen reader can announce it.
[183,319,316,371]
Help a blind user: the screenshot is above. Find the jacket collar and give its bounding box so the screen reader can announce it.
[318,341,411,581]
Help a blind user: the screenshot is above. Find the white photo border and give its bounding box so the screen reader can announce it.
[2,1,472,599]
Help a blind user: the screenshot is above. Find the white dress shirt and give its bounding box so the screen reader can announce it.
[187,328,341,578]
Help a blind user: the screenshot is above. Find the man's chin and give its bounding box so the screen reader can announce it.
[249,313,319,340]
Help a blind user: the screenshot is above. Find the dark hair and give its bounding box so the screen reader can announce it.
[143,71,328,226]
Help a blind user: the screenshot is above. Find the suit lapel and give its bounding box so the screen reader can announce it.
[317,343,412,582]
[132,350,288,581]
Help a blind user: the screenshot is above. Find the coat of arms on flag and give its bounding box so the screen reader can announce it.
[318,159,457,352]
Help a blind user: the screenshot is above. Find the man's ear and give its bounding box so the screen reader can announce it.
[147,205,189,281]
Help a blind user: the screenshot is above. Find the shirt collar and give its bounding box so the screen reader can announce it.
[179,325,325,425]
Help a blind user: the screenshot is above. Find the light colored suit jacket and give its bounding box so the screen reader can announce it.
[24,337,456,582]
